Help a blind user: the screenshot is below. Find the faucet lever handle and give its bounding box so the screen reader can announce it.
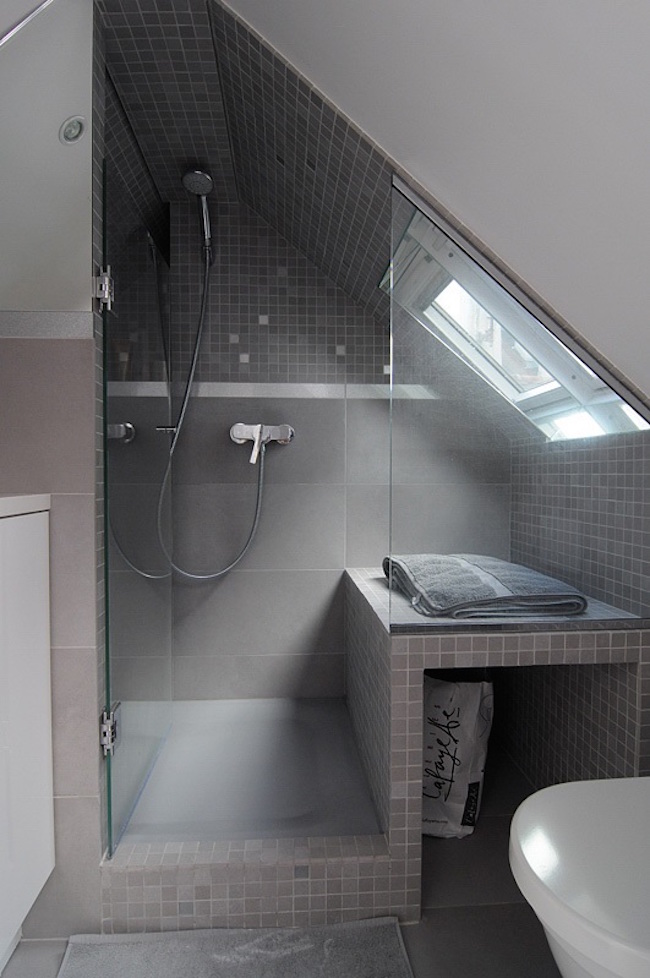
[249,424,263,464]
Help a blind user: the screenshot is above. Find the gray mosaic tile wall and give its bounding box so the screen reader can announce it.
[105,73,169,258]
[170,201,388,384]
[345,573,392,833]
[511,430,650,617]
[104,47,171,385]
[97,0,237,205]
[209,1,393,326]
[497,662,642,788]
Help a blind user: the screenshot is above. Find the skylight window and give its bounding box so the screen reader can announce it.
[431,280,555,394]
[387,197,650,441]
[545,411,605,440]
[622,404,650,431]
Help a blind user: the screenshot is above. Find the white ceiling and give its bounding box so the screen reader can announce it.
[0,0,93,311]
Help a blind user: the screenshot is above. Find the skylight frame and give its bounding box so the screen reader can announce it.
[391,175,650,438]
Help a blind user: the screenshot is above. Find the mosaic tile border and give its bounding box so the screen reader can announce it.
[101,836,392,932]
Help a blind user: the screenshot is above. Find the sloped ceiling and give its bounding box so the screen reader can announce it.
[97,0,237,204]
[97,0,391,325]
[219,0,650,404]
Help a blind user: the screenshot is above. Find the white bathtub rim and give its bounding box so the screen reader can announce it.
[544,924,628,978]
[509,784,650,978]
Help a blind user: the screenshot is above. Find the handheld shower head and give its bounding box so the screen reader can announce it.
[182,169,214,197]
[182,169,214,251]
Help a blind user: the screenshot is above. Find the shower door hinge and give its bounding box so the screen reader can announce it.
[100,701,121,757]
[94,266,115,312]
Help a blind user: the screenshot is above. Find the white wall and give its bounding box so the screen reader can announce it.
[225,0,650,399]
[0,0,93,311]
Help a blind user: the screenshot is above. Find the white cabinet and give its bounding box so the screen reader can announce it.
[0,499,53,970]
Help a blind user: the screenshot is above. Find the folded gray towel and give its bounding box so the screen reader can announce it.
[383,553,588,618]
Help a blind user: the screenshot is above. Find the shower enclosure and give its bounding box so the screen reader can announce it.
[101,159,384,855]
[97,0,393,862]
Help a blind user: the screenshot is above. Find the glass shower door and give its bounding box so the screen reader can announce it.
[103,161,173,855]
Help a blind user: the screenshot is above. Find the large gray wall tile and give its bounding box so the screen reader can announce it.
[173,569,344,658]
[51,648,101,798]
[172,396,345,485]
[50,493,97,649]
[346,485,389,566]
[106,395,171,485]
[111,655,173,702]
[391,399,511,485]
[0,339,95,494]
[173,652,344,699]
[169,391,348,699]
[391,483,511,557]
[22,797,102,939]
[0,310,94,339]
[172,483,345,572]
[108,482,171,576]
[346,398,390,486]
[108,570,171,661]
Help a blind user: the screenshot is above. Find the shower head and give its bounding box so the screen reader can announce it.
[182,169,214,197]
[182,169,214,252]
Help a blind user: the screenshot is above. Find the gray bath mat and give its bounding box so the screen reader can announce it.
[58,918,414,978]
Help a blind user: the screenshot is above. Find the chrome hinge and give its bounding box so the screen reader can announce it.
[100,701,121,757]
[94,266,115,312]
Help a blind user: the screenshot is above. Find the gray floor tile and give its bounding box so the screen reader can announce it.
[480,749,536,817]
[421,816,524,908]
[1,940,67,978]
[400,905,561,978]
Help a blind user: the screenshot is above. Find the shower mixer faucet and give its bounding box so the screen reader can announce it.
[230,422,295,463]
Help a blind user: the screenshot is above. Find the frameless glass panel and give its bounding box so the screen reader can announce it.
[103,159,172,856]
[388,182,650,629]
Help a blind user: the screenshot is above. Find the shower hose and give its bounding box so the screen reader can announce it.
[110,244,266,582]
